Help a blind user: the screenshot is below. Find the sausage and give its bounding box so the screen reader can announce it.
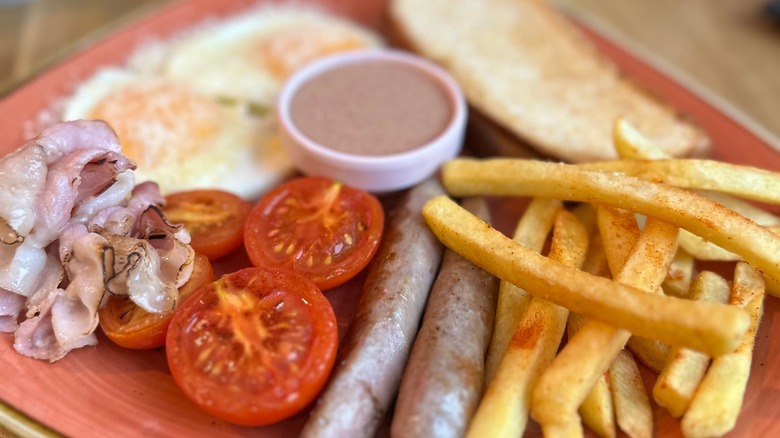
[391,197,499,438]
[300,178,446,438]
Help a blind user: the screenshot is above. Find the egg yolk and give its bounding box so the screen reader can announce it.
[89,82,222,168]
[256,25,366,80]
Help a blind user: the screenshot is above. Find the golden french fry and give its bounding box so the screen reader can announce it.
[595,206,671,372]
[580,374,616,438]
[424,196,748,354]
[581,234,610,278]
[601,210,671,376]
[613,118,670,160]
[678,231,742,262]
[609,349,653,438]
[626,336,669,374]
[663,248,694,298]
[441,158,780,297]
[532,217,679,431]
[467,210,587,438]
[682,263,766,437]
[422,196,748,355]
[596,206,640,276]
[614,117,780,263]
[579,158,780,204]
[653,271,731,418]
[485,198,561,383]
[677,225,779,262]
[703,190,780,226]
[677,193,780,261]
[568,313,616,438]
[616,119,780,206]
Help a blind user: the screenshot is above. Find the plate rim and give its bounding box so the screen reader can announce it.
[0,1,778,437]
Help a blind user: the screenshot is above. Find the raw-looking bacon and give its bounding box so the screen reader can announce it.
[138,205,193,288]
[34,119,122,163]
[0,120,124,243]
[53,233,113,351]
[0,144,47,239]
[0,289,26,333]
[30,148,136,247]
[0,120,133,298]
[0,120,194,362]
[88,182,166,237]
[0,241,49,298]
[13,249,72,361]
[72,171,135,224]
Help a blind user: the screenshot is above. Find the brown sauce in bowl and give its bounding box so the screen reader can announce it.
[289,60,453,156]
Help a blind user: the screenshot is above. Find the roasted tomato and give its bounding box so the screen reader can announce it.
[244,176,384,290]
[162,189,253,261]
[99,253,214,349]
[165,267,338,426]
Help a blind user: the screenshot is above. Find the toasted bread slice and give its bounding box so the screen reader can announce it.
[389,0,710,162]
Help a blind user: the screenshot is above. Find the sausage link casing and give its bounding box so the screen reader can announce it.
[301,179,446,438]
[391,197,499,438]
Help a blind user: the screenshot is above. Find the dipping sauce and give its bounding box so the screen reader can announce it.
[289,60,453,156]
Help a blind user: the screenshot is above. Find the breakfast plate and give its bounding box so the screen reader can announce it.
[0,0,778,437]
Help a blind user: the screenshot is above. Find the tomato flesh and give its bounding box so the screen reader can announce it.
[163,189,253,261]
[99,253,214,349]
[165,267,338,426]
[244,177,384,290]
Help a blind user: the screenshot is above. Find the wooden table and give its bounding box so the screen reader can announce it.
[554,0,780,144]
[0,0,779,437]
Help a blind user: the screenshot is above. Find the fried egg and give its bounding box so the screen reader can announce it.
[60,6,383,200]
[62,68,292,200]
[162,7,383,108]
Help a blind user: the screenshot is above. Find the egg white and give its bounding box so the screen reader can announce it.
[162,6,383,108]
[59,6,383,200]
[62,68,293,200]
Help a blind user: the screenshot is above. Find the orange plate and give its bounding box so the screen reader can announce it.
[0,0,778,437]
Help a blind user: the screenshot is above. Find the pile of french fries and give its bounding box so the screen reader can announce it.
[422,119,774,438]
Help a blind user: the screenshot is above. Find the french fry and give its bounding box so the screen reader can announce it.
[678,223,780,262]
[579,158,780,204]
[531,216,679,433]
[614,118,780,263]
[626,336,669,374]
[581,234,610,278]
[422,196,748,352]
[681,263,766,438]
[596,206,670,373]
[485,198,560,383]
[612,118,670,160]
[609,349,653,438]
[653,271,731,418]
[580,373,616,438]
[681,192,780,261]
[595,206,639,276]
[568,313,617,438]
[663,248,694,298]
[441,158,780,297]
[702,190,780,227]
[466,210,587,438]
[678,231,742,262]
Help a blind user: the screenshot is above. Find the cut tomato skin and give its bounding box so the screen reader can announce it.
[99,253,214,349]
[163,189,253,261]
[244,176,384,290]
[165,267,338,426]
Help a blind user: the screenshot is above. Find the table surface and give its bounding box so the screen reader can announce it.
[0,0,779,436]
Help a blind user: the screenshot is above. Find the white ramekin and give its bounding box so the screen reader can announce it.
[276,49,467,194]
